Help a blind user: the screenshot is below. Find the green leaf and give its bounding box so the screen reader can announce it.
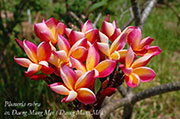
[94,78,101,94]
[87,1,107,15]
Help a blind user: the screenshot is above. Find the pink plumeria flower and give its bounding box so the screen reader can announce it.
[127,27,159,56]
[97,26,135,62]
[34,17,66,45]
[81,20,98,44]
[49,65,96,104]
[48,34,88,67]
[65,20,98,46]
[101,15,121,42]
[48,35,88,76]
[97,31,126,61]
[65,28,85,46]
[14,40,53,77]
[70,44,116,78]
[119,47,157,88]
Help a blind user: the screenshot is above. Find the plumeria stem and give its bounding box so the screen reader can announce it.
[117,85,127,97]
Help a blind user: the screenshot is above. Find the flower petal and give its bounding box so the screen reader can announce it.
[55,22,66,37]
[65,28,72,37]
[60,65,77,90]
[97,42,110,56]
[139,37,154,49]
[39,60,54,74]
[125,73,140,88]
[131,54,154,69]
[14,57,32,68]
[105,14,110,22]
[45,17,58,36]
[25,63,41,77]
[109,32,126,54]
[146,46,161,56]
[41,66,54,74]
[61,90,77,102]
[110,51,120,60]
[49,83,69,95]
[49,42,57,51]
[30,74,47,80]
[86,45,100,71]
[112,20,117,29]
[95,59,116,78]
[125,47,135,68]
[48,53,61,68]
[134,47,149,56]
[117,50,127,63]
[85,29,98,43]
[15,38,24,50]
[34,22,48,38]
[81,20,93,33]
[101,21,115,37]
[69,57,87,73]
[99,31,109,43]
[34,20,56,44]
[109,28,121,42]
[69,38,87,54]
[40,29,56,44]
[122,68,133,76]
[71,46,88,61]
[37,41,51,61]
[39,60,49,67]
[75,70,95,89]
[57,34,70,54]
[133,67,156,82]
[75,70,84,79]
[77,88,96,104]
[69,30,85,46]
[23,40,38,63]
[52,50,68,63]
[127,27,142,50]
[123,26,136,33]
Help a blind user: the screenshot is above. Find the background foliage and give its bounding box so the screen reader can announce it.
[0,0,180,118]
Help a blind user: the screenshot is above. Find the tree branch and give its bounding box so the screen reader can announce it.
[122,88,134,119]
[100,97,130,119]
[129,0,157,28]
[140,0,157,28]
[117,85,127,97]
[100,81,180,119]
[130,0,141,26]
[132,81,180,103]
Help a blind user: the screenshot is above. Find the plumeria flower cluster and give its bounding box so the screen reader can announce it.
[14,16,161,105]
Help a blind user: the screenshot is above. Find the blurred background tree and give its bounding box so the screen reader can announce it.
[0,0,180,119]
